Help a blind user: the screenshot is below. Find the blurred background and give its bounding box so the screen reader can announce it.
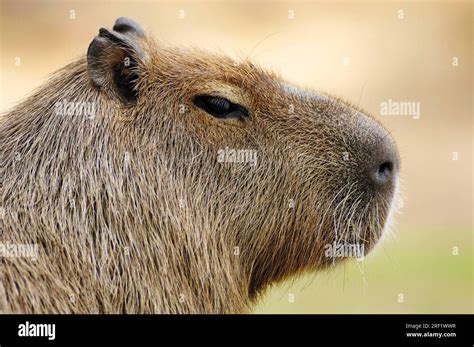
[1,0,472,313]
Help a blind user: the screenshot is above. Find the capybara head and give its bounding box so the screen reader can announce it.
[1,17,399,313]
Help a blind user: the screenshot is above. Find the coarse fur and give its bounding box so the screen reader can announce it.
[0,18,399,313]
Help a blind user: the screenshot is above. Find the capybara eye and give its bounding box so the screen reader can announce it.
[193,94,249,120]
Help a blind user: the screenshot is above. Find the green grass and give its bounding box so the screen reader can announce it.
[253,228,473,313]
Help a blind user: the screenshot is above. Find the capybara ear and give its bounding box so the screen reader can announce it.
[87,19,145,103]
[112,17,145,37]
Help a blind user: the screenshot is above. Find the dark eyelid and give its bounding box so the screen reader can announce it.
[193,94,249,119]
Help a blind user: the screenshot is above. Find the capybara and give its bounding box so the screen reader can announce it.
[0,17,399,313]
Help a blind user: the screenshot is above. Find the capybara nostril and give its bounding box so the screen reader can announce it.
[375,160,394,184]
[346,115,399,193]
[369,143,399,190]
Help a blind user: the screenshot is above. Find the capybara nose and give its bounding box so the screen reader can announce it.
[368,137,399,191]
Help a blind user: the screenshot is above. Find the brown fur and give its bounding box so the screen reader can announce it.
[0,19,398,313]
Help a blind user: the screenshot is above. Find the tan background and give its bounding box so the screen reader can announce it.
[1,0,472,313]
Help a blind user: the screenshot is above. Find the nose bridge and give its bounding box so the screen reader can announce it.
[359,114,398,162]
